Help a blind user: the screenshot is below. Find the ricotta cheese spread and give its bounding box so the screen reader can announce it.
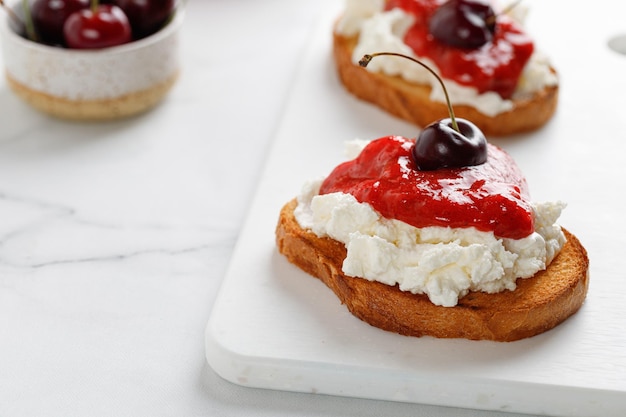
[294,140,566,307]
[335,0,558,117]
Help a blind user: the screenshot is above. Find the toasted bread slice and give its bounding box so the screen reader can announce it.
[276,199,589,342]
[333,32,559,136]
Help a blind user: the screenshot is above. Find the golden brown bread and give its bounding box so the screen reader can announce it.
[276,198,589,342]
[333,31,559,136]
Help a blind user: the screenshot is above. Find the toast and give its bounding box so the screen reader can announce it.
[276,198,589,342]
[333,31,559,136]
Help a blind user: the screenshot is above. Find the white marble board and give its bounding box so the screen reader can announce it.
[206,1,626,416]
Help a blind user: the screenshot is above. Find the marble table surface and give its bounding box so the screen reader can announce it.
[1,1,625,416]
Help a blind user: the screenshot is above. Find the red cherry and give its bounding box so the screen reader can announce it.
[31,0,90,46]
[429,0,496,49]
[63,4,132,49]
[109,0,176,39]
[412,118,487,170]
[359,52,489,171]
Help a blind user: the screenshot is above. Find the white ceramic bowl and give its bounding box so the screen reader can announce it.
[0,7,183,120]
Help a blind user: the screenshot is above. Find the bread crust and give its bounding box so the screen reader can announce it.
[333,31,559,136]
[276,199,589,342]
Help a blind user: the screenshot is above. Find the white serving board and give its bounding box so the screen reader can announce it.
[206,1,626,416]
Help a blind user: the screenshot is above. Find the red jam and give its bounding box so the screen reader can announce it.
[384,0,534,98]
[319,136,534,239]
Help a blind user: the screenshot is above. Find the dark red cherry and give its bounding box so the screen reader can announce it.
[108,0,176,39]
[31,0,90,46]
[412,118,487,170]
[429,0,496,49]
[63,4,132,49]
[358,52,489,171]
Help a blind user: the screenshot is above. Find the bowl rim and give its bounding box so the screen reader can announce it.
[1,4,185,55]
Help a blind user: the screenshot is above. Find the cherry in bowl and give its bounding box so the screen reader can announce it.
[63,4,132,49]
[107,0,176,40]
[31,0,90,46]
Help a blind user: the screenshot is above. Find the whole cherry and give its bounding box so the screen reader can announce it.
[412,118,487,170]
[107,0,176,39]
[359,52,487,171]
[63,1,132,49]
[429,0,496,49]
[31,0,90,45]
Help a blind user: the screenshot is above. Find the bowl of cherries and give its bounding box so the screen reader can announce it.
[0,0,183,120]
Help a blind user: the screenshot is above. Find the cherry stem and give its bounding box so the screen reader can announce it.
[359,52,459,133]
[0,0,20,28]
[91,0,99,12]
[485,0,522,25]
[19,0,37,41]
